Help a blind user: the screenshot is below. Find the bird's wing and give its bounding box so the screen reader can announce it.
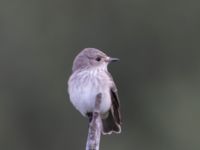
[110,85,121,125]
[107,72,121,125]
[101,72,122,134]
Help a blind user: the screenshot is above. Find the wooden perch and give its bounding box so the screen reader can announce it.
[86,93,102,150]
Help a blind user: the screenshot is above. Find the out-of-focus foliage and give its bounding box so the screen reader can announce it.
[0,0,200,150]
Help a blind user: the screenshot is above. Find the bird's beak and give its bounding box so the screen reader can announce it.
[107,57,120,63]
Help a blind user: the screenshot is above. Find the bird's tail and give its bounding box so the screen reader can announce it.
[101,109,121,135]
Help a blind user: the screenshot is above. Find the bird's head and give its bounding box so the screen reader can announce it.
[72,48,119,72]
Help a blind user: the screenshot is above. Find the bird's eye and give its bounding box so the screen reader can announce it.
[95,57,101,61]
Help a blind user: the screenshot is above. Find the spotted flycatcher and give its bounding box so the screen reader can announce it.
[68,48,121,134]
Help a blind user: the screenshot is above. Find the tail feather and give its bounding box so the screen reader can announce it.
[102,109,121,135]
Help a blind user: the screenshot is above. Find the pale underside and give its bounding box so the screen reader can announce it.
[68,67,113,117]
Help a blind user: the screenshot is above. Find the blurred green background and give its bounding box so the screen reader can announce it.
[0,0,200,150]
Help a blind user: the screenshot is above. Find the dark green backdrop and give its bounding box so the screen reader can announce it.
[1,0,200,150]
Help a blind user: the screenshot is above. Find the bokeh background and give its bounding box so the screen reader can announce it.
[1,0,200,150]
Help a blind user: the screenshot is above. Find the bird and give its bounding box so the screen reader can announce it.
[68,48,121,134]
